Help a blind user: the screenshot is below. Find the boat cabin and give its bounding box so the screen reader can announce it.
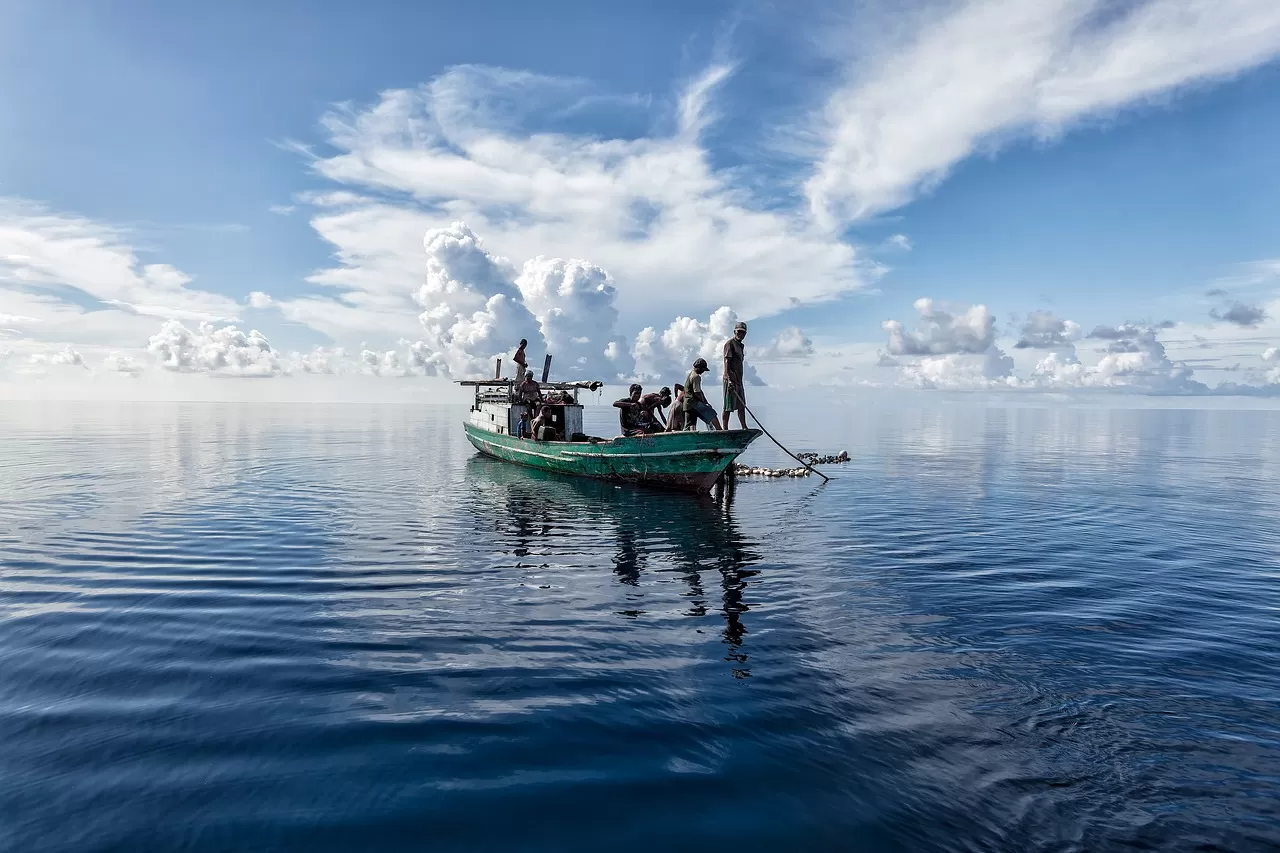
[459,380,603,442]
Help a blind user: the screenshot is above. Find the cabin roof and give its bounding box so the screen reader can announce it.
[458,379,604,391]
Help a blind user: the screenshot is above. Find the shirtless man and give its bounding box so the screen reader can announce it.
[637,387,672,433]
[512,338,529,381]
[514,372,542,418]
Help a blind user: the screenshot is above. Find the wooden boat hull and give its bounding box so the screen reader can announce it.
[463,423,761,493]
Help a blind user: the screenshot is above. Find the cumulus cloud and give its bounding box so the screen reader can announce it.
[806,0,1280,225]
[755,326,816,360]
[880,298,1019,388]
[146,320,283,377]
[877,300,1225,394]
[883,298,996,355]
[102,353,142,376]
[902,347,1017,390]
[633,306,763,385]
[515,256,632,379]
[28,346,87,369]
[247,291,274,309]
[1263,346,1280,384]
[411,222,543,379]
[288,346,350,375]
[1014,310,1082,349]
[1210,300,1267,326]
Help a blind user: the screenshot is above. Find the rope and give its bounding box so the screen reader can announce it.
[728,383,831,483]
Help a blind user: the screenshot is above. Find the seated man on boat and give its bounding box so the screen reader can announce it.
[637,387,672,433]
[682,358,723,431]
[611,385,669,436]
[531,404,559,441]
[613,384,647,436]
[514,372,543,416]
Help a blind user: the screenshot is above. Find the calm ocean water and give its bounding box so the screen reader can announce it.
[2,400,1279,852]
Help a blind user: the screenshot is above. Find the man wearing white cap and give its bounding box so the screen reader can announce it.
[721,321,748,430]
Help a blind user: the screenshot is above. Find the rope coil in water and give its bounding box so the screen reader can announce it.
[730,451,849,479]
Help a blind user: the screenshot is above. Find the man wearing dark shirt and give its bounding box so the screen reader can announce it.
[722,321,748,430]
[614,384,645,436]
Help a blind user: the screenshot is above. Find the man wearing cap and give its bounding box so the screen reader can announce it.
[683,358,723,431]
[722,321,748,430]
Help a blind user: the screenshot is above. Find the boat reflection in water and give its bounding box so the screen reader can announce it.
[464,455,761,677]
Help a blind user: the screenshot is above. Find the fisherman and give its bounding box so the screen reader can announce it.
[531,404,558,441]
[613,384,646,436]
[515,371,542,417]
[516,410,532,439]
[512,338,529,381]
[682,358,723,431]
[637,387,672,433]
[666,383,687,432]
[722,321,748,430]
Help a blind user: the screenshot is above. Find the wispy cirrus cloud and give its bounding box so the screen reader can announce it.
[0,199,242,349]
[805,0,1280,226]
[289,63,863,341]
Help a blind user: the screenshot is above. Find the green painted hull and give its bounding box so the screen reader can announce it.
[463,423,762,493]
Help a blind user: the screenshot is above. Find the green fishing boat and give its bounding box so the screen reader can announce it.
[460,379,761,493]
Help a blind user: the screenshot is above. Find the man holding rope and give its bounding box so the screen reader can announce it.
[722,321,748,430]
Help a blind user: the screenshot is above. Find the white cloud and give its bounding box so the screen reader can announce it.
[28,345,87,369]
[514,256,632,379]
[288,345,350,375]
[0,199,240,328]
[883,297,997,355]
[903,347,1017,390]
[146,320,283,377]
[1263,346,1280,383]
[806,0,1280,225]
[247,291,274,309]
[882,234,913,252]
[633,306,763,385]
[1015,310,1083,348]
[102,353,142,376]
[412,222,542,379]
[879,301,1235,394]
[755,326,816,360]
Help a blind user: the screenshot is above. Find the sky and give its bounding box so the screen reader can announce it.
[3,0,1280,400]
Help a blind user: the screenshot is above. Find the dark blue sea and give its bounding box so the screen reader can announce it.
[2,400,1279,852]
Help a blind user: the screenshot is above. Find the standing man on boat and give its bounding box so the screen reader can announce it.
[667,383,687,431]
[512,338,529,381]
[722,321,748,430]
[683,358,723,431]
